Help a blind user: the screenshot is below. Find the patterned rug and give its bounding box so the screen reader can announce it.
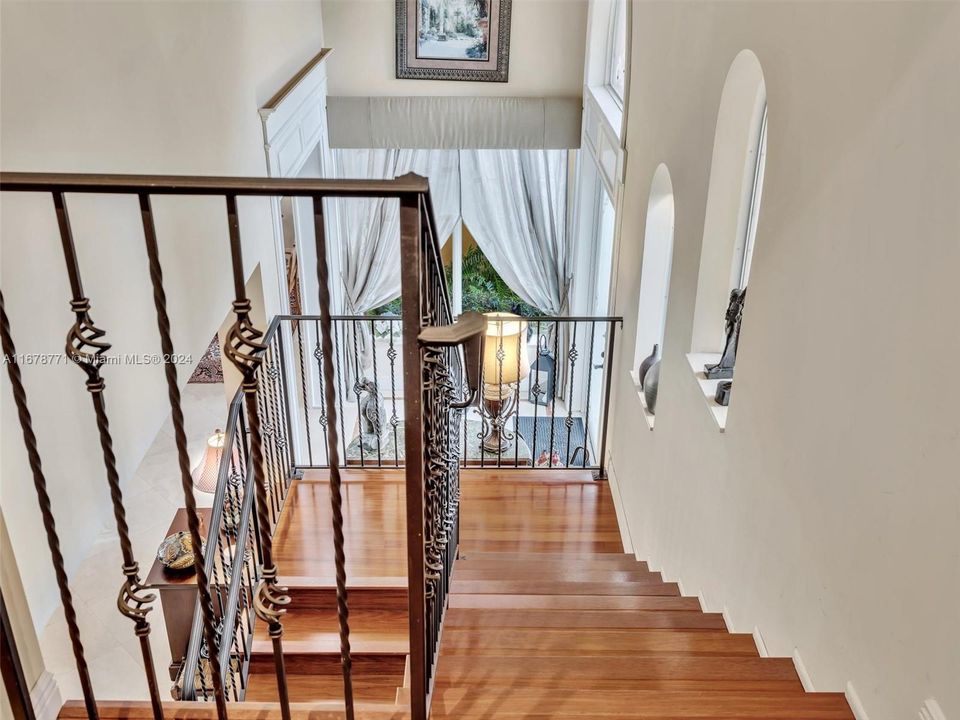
[188,336,223,384]
[516,416,588,467]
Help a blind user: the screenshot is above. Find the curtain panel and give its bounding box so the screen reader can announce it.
[460,149,572,316]
[332,149,460,315]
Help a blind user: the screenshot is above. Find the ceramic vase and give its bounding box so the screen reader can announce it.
[643,360,661,414]
[637,343,659,388]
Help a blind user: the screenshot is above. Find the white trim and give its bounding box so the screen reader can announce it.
[752,626,769,657]
[604,458,634,555]
[792,649,816,692]
[30,670,61,720]
[721,605,734,632]
[845,682,871,720]
[685,353,728,431]
[919,698,946,720]
[629,369,655,430]
[259,50,334,463]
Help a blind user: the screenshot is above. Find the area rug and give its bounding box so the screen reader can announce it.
[516,416,588,467]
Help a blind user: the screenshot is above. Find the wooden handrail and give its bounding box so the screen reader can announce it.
[0,171,428,197]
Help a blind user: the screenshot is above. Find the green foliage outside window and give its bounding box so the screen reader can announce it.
[369,245,543,318]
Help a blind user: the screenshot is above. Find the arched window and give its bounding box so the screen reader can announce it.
[634,164,675,371]
[687,50,767,430]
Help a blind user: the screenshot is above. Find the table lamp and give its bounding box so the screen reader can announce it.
[481,312,530,452]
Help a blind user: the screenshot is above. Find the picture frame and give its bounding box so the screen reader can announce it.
[396,0,512,82]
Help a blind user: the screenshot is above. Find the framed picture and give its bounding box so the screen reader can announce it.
[397,0,512,82]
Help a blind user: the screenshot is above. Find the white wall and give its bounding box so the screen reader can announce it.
[322,0,587,98]
[609,3,959,719]
[0,0,325,633]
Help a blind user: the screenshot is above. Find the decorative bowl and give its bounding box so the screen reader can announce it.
[157,531,198,573]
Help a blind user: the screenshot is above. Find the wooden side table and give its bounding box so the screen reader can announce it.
[145,508,211,681]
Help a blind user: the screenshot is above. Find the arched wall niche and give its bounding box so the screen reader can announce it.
[690,49,767,353]
[633,163,675,370]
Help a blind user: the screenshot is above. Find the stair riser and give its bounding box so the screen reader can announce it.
[286,587,407,611]
[453,570,662,583]
[250,652,407,675]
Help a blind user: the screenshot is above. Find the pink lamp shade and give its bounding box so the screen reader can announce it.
[192,429,228,494]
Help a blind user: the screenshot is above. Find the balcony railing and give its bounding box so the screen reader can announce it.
[284,313,621,477]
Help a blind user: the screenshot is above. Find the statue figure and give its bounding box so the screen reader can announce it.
[705,288,747,380]
[358,378,387,452]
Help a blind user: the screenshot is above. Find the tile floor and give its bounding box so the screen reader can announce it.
[40,383,229,703]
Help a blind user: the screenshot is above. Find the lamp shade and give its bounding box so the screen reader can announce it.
[483,312,530,387]
[192,429,226,494]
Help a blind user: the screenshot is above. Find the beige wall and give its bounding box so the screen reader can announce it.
[608,2,959,719]
[323,0,587,98]
[0,0,325,633]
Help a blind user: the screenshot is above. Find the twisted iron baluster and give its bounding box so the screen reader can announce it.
[0,290,99,720]
[294,320,313,466]
[52,192,165,719]
[311,320,330,465]
[221,194,292,720]
[311,195,354,719]
[564,322,579,466]
[137,194,229,716]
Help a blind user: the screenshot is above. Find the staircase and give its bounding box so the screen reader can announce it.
[426,470,854,718]
[170,467,854,719]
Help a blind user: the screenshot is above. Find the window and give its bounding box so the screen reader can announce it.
[634,164,675,370]
[606,0,627,105]
[735,105,768,289]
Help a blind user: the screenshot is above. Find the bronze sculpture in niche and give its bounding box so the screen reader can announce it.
[704,288,747,381]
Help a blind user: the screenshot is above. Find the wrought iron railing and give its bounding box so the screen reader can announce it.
[177,319,293,702]
[0,171,438,720]
[288,314,621,477]
[0,170,615,720]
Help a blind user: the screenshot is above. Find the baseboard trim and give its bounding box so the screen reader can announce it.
[752,626,769,657]
[845,682,871,720]
[604,459,634,555]
[792,649,815,692]
[31,670,61,720]
[919,699,945,720]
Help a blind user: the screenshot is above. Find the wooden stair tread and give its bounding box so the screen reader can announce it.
[254,607,407,642]
[430,688,854,718]
[434,655,801,683]
[60,700,409,719]
[453,568,661,582]
[449,593,699,610]
[438,628,758,656]
[245,672,404,704]
[279,575,407,589]
[252,635,408,655]
[446,608,726,629]
[459,551,636,562]
[450,579,681,596]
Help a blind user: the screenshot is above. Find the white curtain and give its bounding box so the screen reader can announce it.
[332,149,460,314]
[460,150,571,315]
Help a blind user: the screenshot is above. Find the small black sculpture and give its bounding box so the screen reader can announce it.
[705,288,747,380]
[715,380,732,406]
[358,378,386,452]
